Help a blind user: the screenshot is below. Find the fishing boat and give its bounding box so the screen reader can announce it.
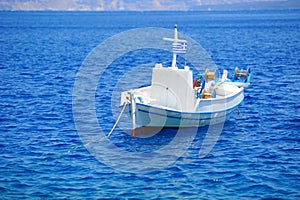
[118,25,251,136]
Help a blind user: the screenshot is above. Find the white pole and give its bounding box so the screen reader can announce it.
[174,24,178,41]
[172,24,178,69]
[171,53,177,68]
[130,92,136,136]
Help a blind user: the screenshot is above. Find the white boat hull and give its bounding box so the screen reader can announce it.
[125,87,244,128]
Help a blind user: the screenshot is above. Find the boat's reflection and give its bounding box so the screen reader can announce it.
[122,126,201,138]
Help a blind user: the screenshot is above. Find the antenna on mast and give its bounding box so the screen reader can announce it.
[163,24,187,69]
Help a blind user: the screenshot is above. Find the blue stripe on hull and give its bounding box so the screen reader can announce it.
[127,103,239,128]
[126,89,244,128]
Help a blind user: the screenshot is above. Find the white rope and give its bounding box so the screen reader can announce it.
[85,102,128,146]
[85,136,105,147]
[107,102,128,138]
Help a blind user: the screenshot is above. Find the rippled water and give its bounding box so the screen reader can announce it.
[1,10,300,199]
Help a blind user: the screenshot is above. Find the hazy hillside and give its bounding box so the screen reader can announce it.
[0,0,299,11]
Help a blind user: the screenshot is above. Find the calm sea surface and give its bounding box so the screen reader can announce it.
[1,10,300,199]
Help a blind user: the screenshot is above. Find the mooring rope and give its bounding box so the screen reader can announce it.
[84,101,128,147]
[107,101,128,138]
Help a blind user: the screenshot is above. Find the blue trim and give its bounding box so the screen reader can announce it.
[137,107,235,121]
[135,90,244,115]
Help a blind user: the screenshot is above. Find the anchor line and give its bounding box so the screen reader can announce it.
[84,101,128,147]
[107,101,128,138]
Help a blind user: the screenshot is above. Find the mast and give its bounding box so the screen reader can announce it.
[172,24,178,68]
[163,24,187,69]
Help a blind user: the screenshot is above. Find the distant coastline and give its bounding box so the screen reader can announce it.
[1,9,300,13]
[1,0,300,11]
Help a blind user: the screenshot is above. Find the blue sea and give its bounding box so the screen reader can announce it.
[1,10,300,199]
